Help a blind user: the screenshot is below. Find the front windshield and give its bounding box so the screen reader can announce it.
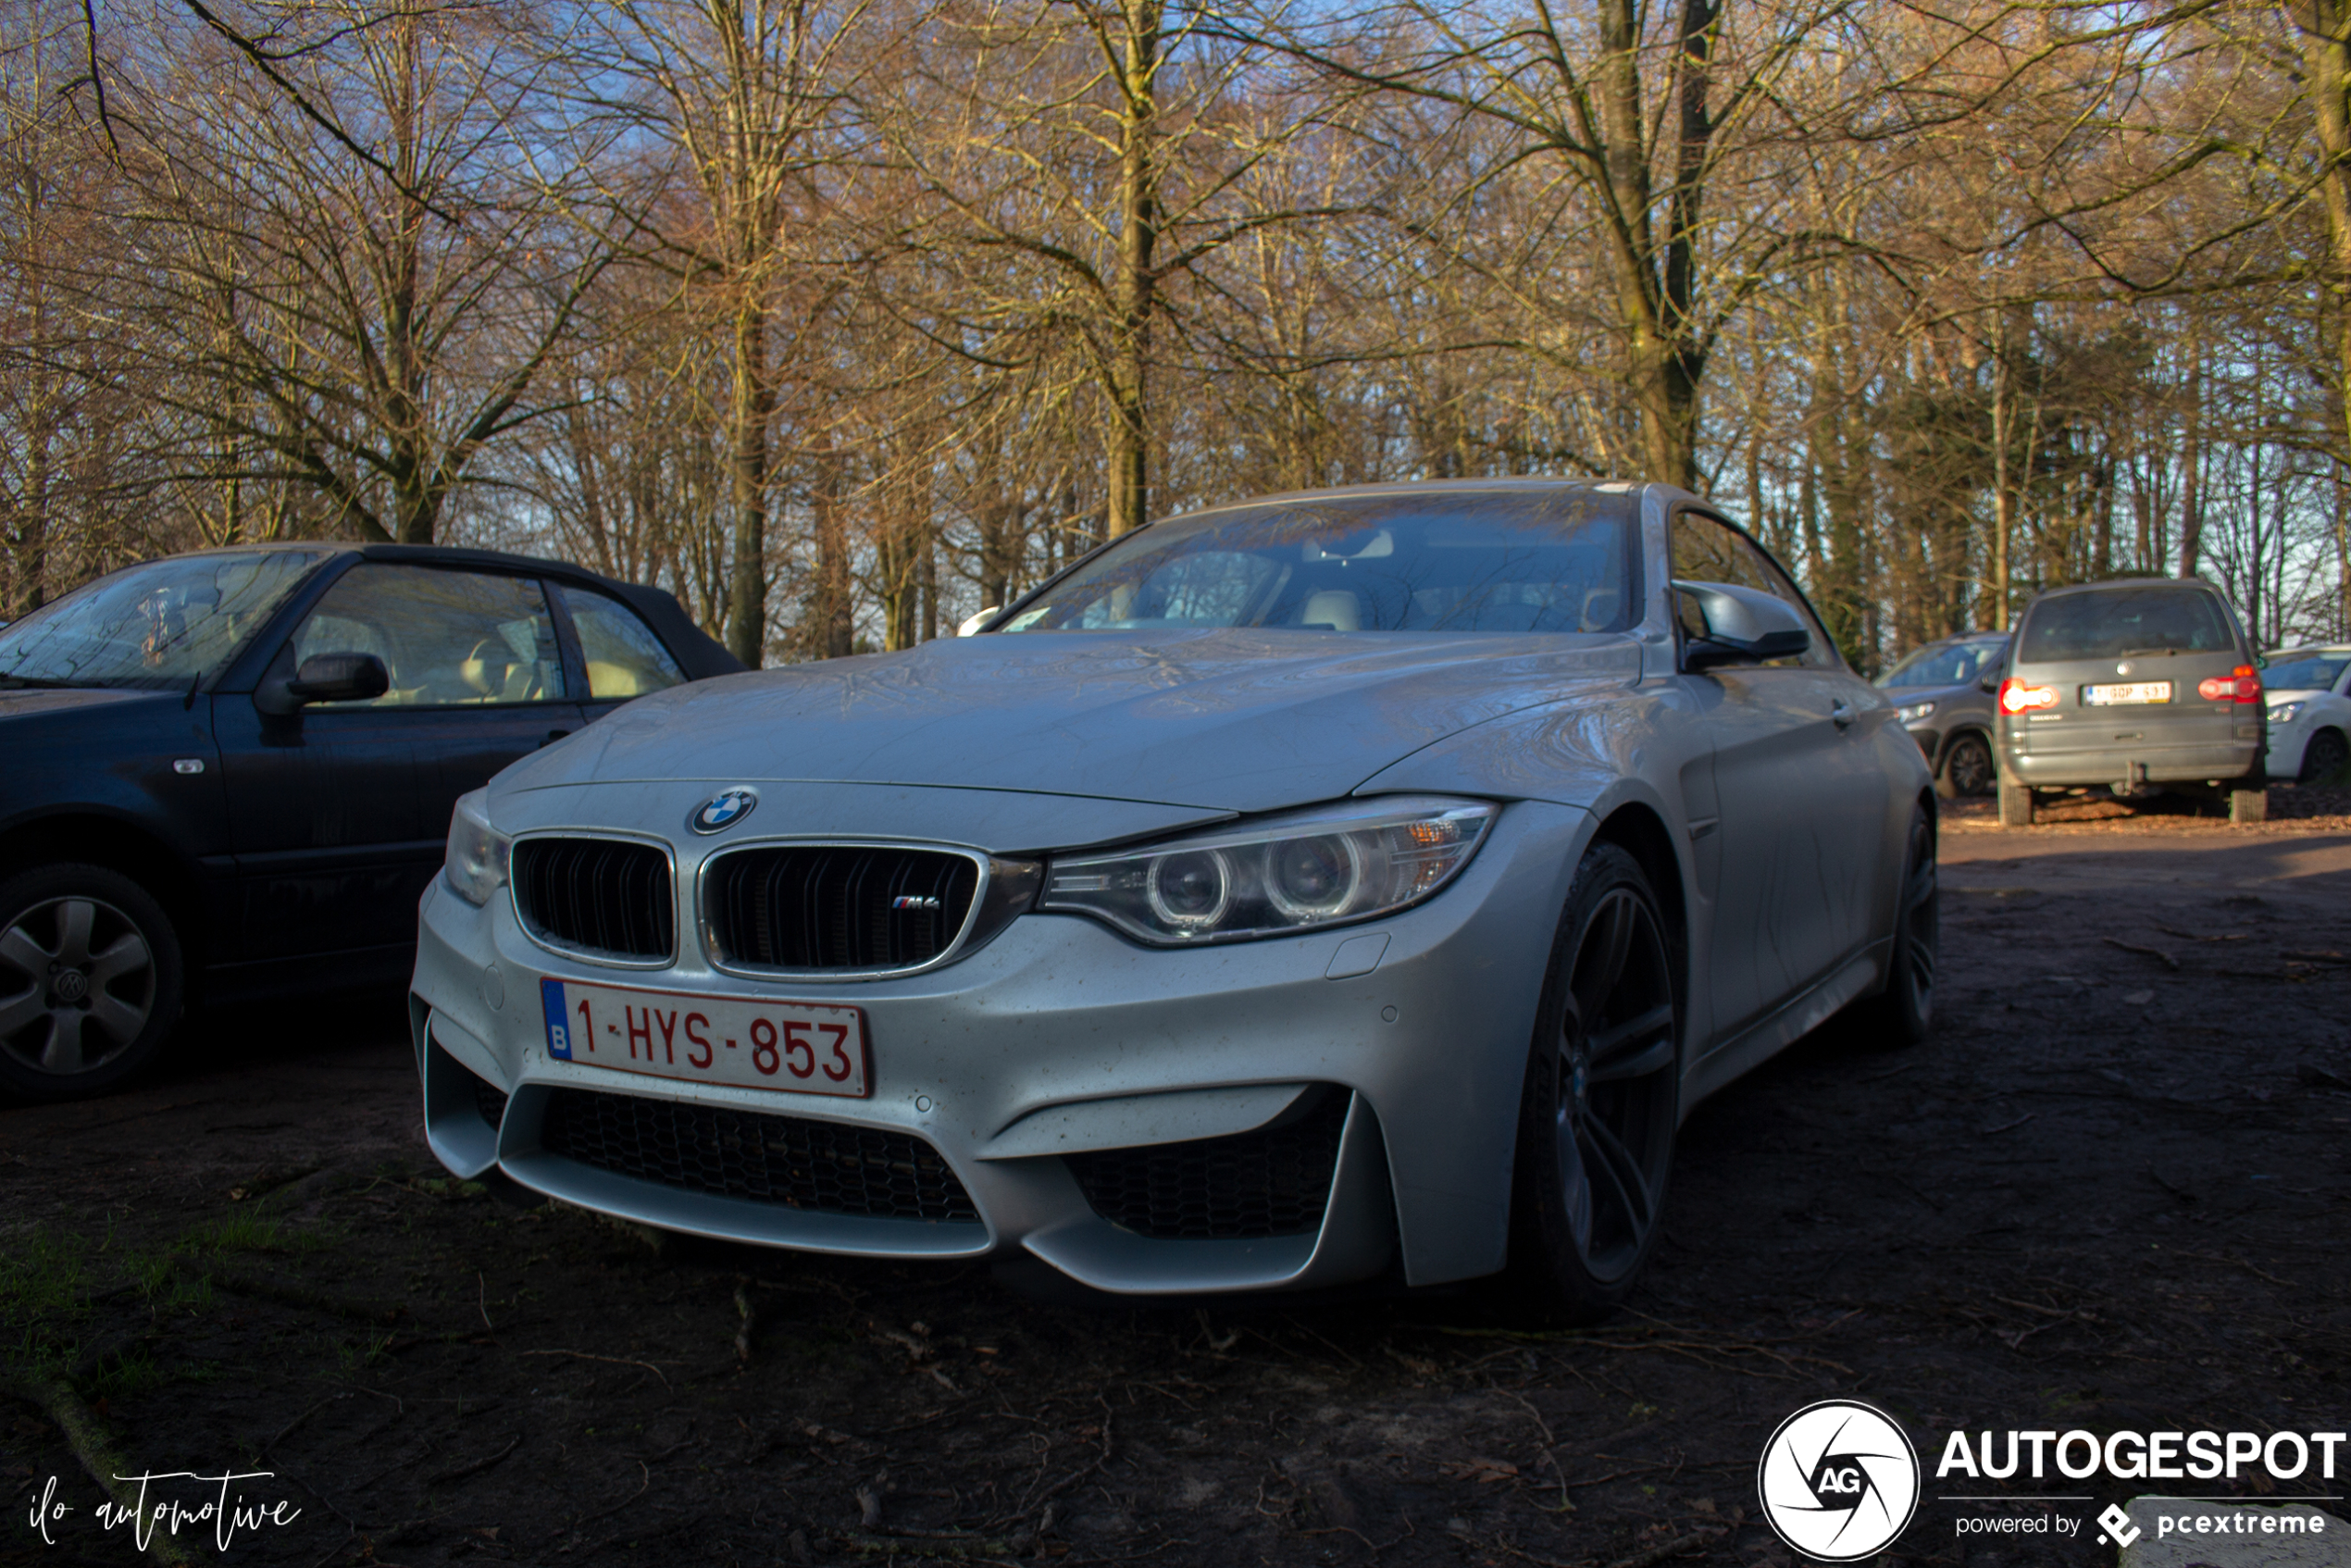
[1879,639,2005,689]
[0,551,326,691]
[2262,653,2348,692]
[997,491,1640,636]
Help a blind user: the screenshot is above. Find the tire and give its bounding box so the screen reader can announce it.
[1850,804,1937,1047]
[1937,732,1996,800]
[1997,775,2035,827]
[2300,728,2349,785]
[0,864,183,1102]
[1505,842,1679,1325]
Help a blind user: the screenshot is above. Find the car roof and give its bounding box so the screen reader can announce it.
[135,541,740,679]
[1159,477,1657,525]
[2032,576,2219,598]
[2266,645,2351,656]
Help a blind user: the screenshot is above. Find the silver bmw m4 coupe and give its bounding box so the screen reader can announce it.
[413,480,1936,1320]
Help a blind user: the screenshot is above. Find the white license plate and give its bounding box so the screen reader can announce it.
[540,977,869,1098]
[2084,681,2172,705]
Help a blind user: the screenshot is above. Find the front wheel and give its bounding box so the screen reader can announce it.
[0,865,184,1102]
[2299,728,2349,785]
[1938,732,1996,799]
[1506,843,1679,1325]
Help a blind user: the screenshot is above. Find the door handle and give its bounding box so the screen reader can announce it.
[541,728,573,748]
[1831,701,1856,729]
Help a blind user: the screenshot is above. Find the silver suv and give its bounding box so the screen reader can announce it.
[1877,632,2009,797]
[1995,579,2267,826]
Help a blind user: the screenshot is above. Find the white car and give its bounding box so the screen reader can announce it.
[410,480,1936,1321]
[2262,648,2351,782]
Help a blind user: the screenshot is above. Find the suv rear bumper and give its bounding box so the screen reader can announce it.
[2004,740,2261,787]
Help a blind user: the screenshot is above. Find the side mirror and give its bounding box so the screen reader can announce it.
[255,653,391,715]
[957,606,1001,637]
[1673,580,1810,671]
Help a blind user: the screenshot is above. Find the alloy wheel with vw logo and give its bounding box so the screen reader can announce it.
[1756,1399,1920,1561]
[690,788,758,835]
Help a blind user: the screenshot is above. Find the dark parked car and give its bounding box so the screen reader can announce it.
[0,544,739,1101]
[1875,631,2009,798]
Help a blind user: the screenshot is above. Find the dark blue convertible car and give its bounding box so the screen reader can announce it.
[0,544,738,1101]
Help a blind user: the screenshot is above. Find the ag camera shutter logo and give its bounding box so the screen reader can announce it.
[1757,1400,1921,1561]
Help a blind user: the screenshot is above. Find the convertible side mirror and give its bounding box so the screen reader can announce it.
[255,653,391,715]
[1673,580,1810,671]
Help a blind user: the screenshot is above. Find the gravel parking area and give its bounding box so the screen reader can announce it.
[5,812,2347,1568]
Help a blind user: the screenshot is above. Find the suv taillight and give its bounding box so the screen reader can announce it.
[2199,666,2262,703]
[1999,678,2058,714]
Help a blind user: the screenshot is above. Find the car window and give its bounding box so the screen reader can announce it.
[2017,587,2233,662]
[2261,653,2348,692]
[998,490,1639,636]
[1669,511,1836,669]
[554,584,686,701]
[292,566,566,706]
[0,551,325,691]
[1879,640,2006,689]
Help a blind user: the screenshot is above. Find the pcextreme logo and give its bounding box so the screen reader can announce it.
[1757,1400,1922,1562]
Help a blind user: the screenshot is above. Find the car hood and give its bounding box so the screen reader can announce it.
[0,685,178,719]
[1878,679,1982,707]
[503,628,1643,815]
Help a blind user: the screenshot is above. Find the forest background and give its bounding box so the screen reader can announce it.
[6,0,2351,671]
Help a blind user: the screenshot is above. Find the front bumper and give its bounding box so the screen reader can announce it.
[412,799,1591,1295]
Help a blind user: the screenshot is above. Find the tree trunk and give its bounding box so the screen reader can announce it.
[1989,313,2012,628]
[812,431,853,658]
[726,300,772,666]
[1105,0,1163,539]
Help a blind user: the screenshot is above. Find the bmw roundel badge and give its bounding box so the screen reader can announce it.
[691,787,758,835]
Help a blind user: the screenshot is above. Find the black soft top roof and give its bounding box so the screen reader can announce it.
[351,543,740,680]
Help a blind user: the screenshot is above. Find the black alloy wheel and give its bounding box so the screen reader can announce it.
[1940,732,1996,798]
[0,865,183,1101]
[1508,842,1679,1323]
[2300,728,2350,785]
[1854,805,1937,1045]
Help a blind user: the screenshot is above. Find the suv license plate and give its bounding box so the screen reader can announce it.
[2084,681,2172,705]
[541,977,869,1098]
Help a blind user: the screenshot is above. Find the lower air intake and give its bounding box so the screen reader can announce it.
[1065,1088,1350,1240]
[540,1088,979,1223]
[468,1067,510,1131]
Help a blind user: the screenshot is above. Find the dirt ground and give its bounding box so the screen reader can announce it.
[5,790,2347,1568]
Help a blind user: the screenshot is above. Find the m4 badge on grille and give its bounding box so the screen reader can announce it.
[691,788,758,835]
[892,895,942,911]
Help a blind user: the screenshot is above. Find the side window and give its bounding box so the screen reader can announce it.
[554,584,686,701]
[291,566,566,706]
[1669,511,1837,670]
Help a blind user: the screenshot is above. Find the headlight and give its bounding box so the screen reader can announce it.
[2269,701,2304,724]
[1041,797,1495,945]
[1895,700,1935,724]
[443,789,513,906]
